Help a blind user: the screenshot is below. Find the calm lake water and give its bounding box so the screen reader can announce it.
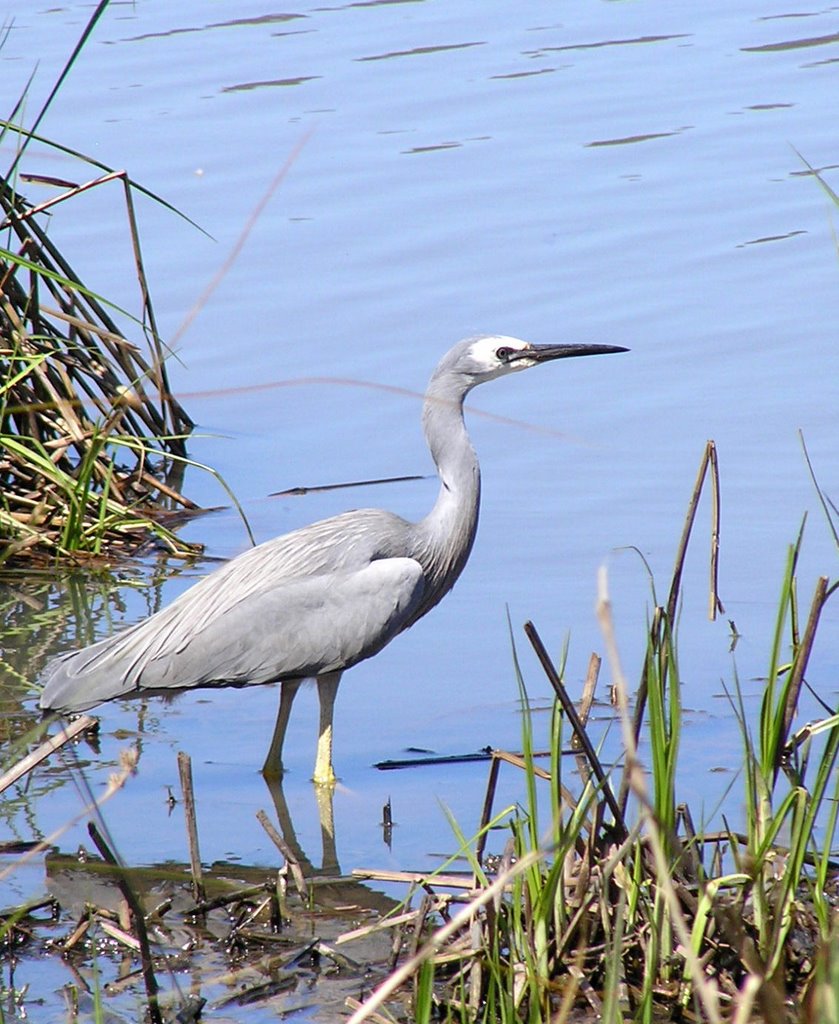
[1,0,837,1016]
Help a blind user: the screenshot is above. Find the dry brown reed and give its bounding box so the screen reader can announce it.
[0,170,197,566]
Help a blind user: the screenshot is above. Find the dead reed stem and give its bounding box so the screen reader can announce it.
[1,163,196,565]
[177,750,205,904]
[0,714,96,794]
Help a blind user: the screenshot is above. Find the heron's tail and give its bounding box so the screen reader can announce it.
[38,623,153,713]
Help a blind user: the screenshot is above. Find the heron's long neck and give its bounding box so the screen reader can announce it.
[414,376,480,604]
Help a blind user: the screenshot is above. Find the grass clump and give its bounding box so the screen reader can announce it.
[351,442,838,1024]
[0,163,199,566]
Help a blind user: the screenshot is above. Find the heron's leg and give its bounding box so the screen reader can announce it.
[313,671,342,786]
[263,679,302,776]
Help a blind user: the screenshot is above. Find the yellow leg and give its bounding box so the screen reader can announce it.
[263,679,301,777]
[313,671,342,786]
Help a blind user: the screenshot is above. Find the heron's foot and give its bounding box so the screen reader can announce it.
[311,764,337,787]
[261,757,288,780]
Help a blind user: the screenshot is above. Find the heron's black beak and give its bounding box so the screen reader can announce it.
[512,343,629,364]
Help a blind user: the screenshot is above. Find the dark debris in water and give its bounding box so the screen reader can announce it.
[2,850,405,1022]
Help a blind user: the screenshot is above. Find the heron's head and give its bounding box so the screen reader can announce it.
[439,335,628,389]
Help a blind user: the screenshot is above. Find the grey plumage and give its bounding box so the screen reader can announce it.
[39,335,626,783]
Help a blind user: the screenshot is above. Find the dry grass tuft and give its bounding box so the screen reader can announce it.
[0,169,199,566]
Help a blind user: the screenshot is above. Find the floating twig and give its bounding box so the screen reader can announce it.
[375,748,494,770]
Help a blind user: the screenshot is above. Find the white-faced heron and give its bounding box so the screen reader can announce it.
[39,336,626,784]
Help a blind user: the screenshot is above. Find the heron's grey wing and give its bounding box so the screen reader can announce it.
[39,508,414,712]
[39,557,425,710]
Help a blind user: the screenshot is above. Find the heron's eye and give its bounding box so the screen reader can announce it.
[495,346,514,362]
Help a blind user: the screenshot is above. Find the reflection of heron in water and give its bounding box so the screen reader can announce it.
[40,336,627,784]
[46,771,395,932]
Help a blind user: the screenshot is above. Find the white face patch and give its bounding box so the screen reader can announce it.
[466,335,531,376]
